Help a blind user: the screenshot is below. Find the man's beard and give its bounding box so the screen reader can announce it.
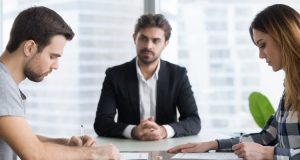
[24,68,44,82]
[23,54,49,82]
[138,49,158,65]
[24,61,50,82]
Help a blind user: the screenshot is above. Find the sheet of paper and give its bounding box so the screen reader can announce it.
[172,152,240,159]
[120,152,148,160]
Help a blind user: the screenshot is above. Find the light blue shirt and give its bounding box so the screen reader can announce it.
[0,62,26,160]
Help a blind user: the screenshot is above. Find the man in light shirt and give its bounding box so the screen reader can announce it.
[0,6,119,160]
[94,14,201,141]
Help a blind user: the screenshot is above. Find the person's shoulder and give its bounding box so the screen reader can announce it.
[0,64,21,98]
[161,59,187,74]
[0,66,14,91]
[105,59,135,75]
[0,71,24,117]
[108,61,132,71]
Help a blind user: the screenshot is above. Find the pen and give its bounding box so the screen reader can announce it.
[80,124,84,137]
[239,132,244,143]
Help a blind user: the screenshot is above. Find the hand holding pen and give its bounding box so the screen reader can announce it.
[80,125,97,147]
[67,125,96,147]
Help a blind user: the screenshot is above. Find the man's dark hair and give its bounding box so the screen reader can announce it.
[6,6,74,53]
[134,14,172,41]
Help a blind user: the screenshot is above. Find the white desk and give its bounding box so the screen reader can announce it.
[97,135,200,151]
[96,131,230,151]
[96,132,233,159]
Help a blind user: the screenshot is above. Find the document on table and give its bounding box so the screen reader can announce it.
[120,152,148,160]
[172,152,240,159]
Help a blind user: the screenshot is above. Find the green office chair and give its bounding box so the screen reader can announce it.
[248,92,275,128]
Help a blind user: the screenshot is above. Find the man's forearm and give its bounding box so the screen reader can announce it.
[37,135,69,145]
[29,142,92,160]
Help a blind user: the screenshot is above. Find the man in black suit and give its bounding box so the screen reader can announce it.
[94,14,200,141]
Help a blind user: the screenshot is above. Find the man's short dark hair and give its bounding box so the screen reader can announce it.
[6,6,74,53]
[134,14,172,41]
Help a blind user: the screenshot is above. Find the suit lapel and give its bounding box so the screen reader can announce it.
[156,60,168,123]
[127,58,140,121]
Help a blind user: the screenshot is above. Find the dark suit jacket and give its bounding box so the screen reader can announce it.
[94,58,201,138]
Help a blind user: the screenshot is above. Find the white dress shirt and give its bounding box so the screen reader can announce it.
[122,59,175,139]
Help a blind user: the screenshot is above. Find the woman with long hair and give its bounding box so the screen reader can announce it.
[168,4,300,160]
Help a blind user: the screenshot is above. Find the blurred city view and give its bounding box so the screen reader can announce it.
[1,0,298,137]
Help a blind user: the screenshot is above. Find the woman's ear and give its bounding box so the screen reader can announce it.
[23,40,37,57]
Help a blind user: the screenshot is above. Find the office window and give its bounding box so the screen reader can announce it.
[159,0,299,133]
[1,0,143,137]
[2,0,299,137]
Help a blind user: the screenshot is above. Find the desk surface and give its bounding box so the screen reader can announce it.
[97,135,200,151]
[121,151,174,160]
[96,132,232,159]
[96,132,229,151]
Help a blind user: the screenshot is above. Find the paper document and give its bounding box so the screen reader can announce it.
[172,152,240,159]
[120,152,148,160]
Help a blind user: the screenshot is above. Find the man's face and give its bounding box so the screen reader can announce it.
[134,27,169,65]
[24,35,67,82]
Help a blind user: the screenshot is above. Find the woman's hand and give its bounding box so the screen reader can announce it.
[232,142,274,160]
[168,140,218,153]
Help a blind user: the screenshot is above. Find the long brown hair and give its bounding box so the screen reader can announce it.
[249,4,300,116]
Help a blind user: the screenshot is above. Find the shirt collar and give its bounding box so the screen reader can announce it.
[136,57,160,81]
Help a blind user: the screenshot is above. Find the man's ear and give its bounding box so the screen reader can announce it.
[164,40,169,47]
[133,33,137,44]
[23,40,37,57]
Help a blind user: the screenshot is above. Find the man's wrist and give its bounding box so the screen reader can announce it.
[65,138,72,145]
[162,125,175,138]
[160,126,167,139]
[131,126,139,140]
[123,125,135,139]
